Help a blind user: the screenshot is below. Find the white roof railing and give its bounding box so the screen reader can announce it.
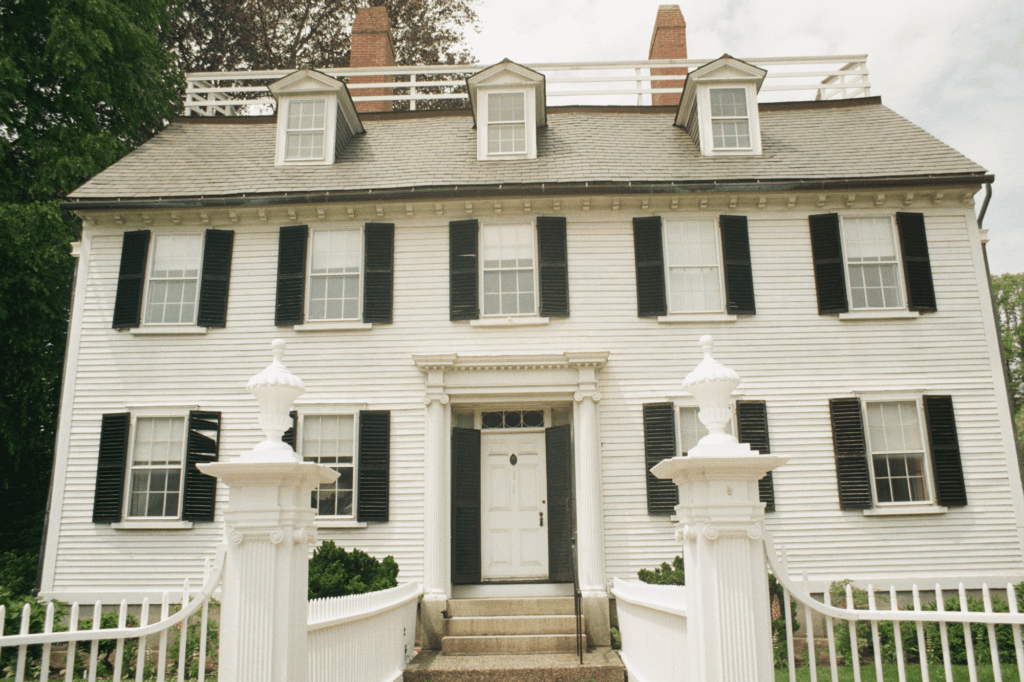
[183,55,870,116]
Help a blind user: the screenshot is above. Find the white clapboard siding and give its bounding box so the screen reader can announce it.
[44,195,1024,600]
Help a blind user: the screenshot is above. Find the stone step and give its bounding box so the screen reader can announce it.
[445,614,583,636]
[446,597,576,618]
[404,648,625,682]
[441,633,587,656]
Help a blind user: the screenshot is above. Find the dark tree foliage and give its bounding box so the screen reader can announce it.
[169,0,479,73]
[308,541,399,599]
[0,0,184,573]
[993,273,1024,451]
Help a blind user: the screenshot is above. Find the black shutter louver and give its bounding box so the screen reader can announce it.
[545,424,574,582]
[112,231,151,329]
[643,403,678,514]
[720,215,756,315]
[182,411,221,522]
[363,223,394,323]
[449,220,479,321]
[736,400,775,512]
[196,229,234,328]
[275,225,308,326]
[829,398,873,510]
[923,396,967,507]
[356,410,390,522]
[537,217,570,318]
[282,411,298,451]
[809,214,849,315]
[92,413,132,523]
[633,217,667,318]
[896,212,937,313]
[451,427,482,584]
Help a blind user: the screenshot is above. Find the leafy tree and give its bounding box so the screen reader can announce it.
[637,555,685,586]
[308,542,399,599]
[993,273,1024,450]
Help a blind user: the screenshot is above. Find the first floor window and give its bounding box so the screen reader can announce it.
[842,216,903,310]
[664,219,723,313]
[481,223,536,316]
[145,233,203,325]
[127,416,185,518]
[865,400,929,504]
[302,414,356,516]
[285,99,326,161]
[308,227,362,320]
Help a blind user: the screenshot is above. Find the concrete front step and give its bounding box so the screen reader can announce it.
[447,597,576,618]
[404,648,625,682]
[442,633,586,656]
[446,614,582,636]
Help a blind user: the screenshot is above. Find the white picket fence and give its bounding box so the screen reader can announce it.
[0,545,225,682]
[307,581,422,682]
[610,578,687,682]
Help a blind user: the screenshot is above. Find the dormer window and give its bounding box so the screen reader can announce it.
[676,55,766,157]
[467,59,546,161]
[268,69,364,166]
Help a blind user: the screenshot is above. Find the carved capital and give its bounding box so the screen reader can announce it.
[424,393,450,406]
[230,527,285,545]
[574,391,601,403]
[292,527,317,545]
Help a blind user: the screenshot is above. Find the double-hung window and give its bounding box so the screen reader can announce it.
[864,401,929,504]
[285,99,327,161]
[709,88,751,150]
[841,216,903,310]
[301,414,357,517]
[308,227,362,321]
[144,234,203,325]
[481,223,537,316]
[126,416,186,518]
[664,219,724,313]
[487,92,526,155]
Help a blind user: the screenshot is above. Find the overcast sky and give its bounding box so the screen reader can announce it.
[463,0,1023,275]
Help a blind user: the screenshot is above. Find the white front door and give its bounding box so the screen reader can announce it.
[480,431,548,580]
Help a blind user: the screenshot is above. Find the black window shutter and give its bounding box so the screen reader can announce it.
[356,410,390,522]
[182,411,221,522]
[809,214,849,315]
[896,212,937,312]
[736,400,775,511]
[633,217,667,317]
[112,231,151,329]
[282,411,298,451]
[537,216,570,318]
[451,427,482,584]
[196,229,234,328]
[545,424,574,582]
[363,223,395,323]
[449,220,479,321]
[720,215,756,315]
[92,413,132,523]
[829,398,872,510]
[275,225,308,326]
[643,403,678,514]
[923,396,967,507]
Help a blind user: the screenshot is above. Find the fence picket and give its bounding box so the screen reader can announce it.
[961,584,978,682]
[87,601,102,682]
[1007,583,1024,682]
[113,600,127,682]
[803,571,818,682]
[868,586,883,682]
[136,597,149,682]
[41,601,54,682]
[824,589,838,681]
[177,579,189,682]
[890,586,906,682]
[983,584,1003,682]
[784,586,796,682]
[157,592,169,682]
[16,603,30,682]
[64,602,78,682]
[912,586,928,682]
[846,584,861,682]
[937,585,953,682]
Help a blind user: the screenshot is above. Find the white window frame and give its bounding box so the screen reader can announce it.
[696,83,762,156]
[662,218,727,315]
[861,395,937,509]
[141,232,204,328]
[839,215,907,312]
[122,407,193,522]
[304,226,364,324]
[274,96,339,166]
[294,405,361,521]
[478,222,540,319]
[708,87,753,151]
[477,88,537,161]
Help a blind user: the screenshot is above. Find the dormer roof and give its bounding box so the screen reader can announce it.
[467,59,547,128]
[269,68,364,136]
[674,54,766,128]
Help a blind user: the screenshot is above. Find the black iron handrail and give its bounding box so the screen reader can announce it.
[571,531,583,664]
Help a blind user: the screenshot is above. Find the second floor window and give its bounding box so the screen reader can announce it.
[709,88,751,150]
[664,219,723,313]
[145,233,203,325]
[285,99,326,161]
[481,223,536,316]
[842,216,903,310]
[308,227,362,321]
[487,92,526,155]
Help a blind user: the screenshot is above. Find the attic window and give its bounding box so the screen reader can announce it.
[285,99,327,161]
[488,93,526,154]
[709,88,751,150]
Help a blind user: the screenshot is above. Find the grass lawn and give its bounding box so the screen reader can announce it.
[775,664,1021,681]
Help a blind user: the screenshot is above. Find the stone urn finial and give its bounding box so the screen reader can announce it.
[682,335,740,448]
[245,339,305,462]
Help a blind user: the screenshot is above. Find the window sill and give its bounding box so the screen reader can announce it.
[657,313,738,323]
[839,310,920,321]
[314,519,368,529]
[294,321,373,332]
[111,520,194,530]
[129,326,208,335]
[862,505,948,517]
[471,316,550,327]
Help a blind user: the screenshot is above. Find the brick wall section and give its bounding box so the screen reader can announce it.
[648,5,687,107]
[350,6,395,113]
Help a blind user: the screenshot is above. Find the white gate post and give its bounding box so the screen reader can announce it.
[199,340,338,682]
[652,336,788,682]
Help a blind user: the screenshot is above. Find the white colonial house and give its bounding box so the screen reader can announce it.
[38,6,1024,651]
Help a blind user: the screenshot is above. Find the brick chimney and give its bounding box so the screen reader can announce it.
[349,6,395,113]
[648,5,687,107]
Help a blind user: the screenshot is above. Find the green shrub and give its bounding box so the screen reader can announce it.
[308,542,399,599]
[637,556,685,586]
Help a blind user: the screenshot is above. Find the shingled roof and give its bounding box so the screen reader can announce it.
[67,98,988,205]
